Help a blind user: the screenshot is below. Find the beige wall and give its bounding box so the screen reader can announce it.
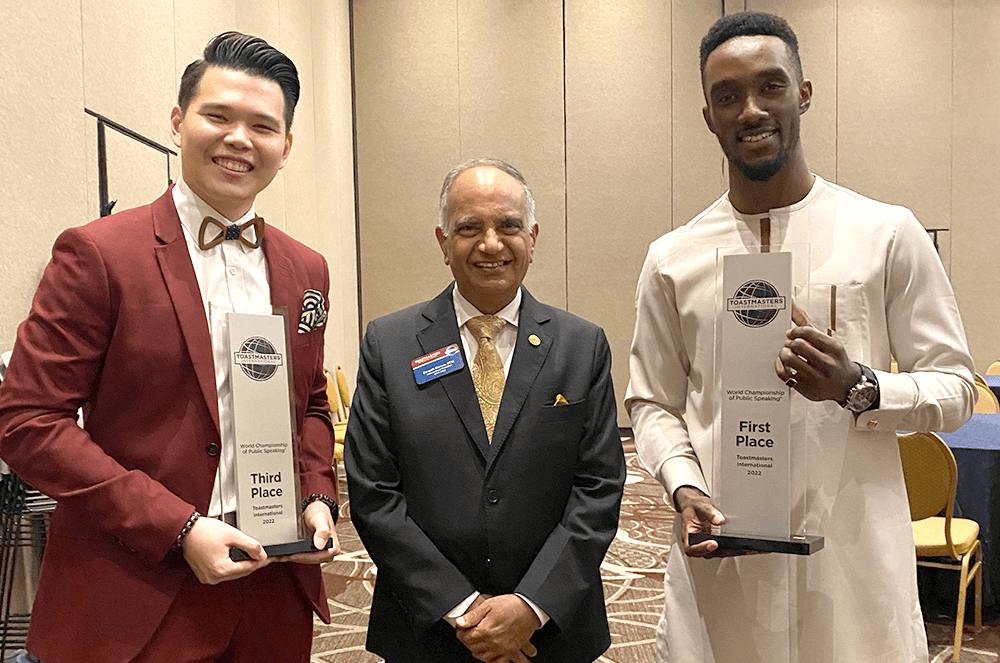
[0,0,358,389]
[5,2,998,424]
[952,1,1000,373]
[354,0,1000,425]
[353,1,725,426]
[353,0,568,316]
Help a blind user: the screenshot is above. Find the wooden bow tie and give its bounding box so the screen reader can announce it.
[198,215,264,250]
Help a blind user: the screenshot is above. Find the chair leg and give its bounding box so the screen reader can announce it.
[955,551,977,662]
[974,547,983,633]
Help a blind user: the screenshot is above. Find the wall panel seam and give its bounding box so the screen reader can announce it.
[835,0,839,184]
[561,0,568,311]
[171,0,177,120]
[949,1,955,237]
[455,0,462,156]
[348,0,363,337]
[79,0,86,217]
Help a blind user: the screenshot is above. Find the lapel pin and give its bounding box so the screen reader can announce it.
[528,334,541,346]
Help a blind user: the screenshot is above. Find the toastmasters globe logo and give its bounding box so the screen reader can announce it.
[234,336,284,381]
[727,280,787,328]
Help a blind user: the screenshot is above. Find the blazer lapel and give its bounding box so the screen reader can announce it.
[150,189,220,435]
[416,285,491,461]
[261,233,296,329]
[487,288,551,468]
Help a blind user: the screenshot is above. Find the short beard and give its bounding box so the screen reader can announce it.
[734,152,789,182]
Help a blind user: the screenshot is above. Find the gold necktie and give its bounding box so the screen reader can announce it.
[466,315,506,442]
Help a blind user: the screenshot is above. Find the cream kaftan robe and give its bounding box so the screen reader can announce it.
[626,176,975,663]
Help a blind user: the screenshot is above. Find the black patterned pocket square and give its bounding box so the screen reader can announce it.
[298,289,328,333]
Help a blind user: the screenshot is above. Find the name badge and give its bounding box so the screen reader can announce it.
[412,344,465,385]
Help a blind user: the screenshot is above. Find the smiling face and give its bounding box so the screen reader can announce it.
[702,35,811,183]
[435,166,538,315]
[170,66,292,220]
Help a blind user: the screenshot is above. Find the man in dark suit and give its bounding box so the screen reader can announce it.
[0,32,339,663]
[345,159,626,663]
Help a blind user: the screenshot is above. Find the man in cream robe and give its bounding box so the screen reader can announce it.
[626,12,975,663]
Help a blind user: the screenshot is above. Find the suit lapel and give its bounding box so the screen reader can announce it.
[416,285,491,461]
[151,189,220,435]
[261,232,296,329]
[487,288,551,468]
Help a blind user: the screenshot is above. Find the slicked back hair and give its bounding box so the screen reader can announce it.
[699,12,803,84]
[178,31,300,130]
[438,158,536,235]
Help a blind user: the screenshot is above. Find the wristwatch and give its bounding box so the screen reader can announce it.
[839,363,879,413]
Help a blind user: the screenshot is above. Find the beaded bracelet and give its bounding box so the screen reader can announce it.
[172,510,201,552]
[301,493,339,524]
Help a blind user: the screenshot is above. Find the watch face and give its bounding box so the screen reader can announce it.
[846,380,877,412]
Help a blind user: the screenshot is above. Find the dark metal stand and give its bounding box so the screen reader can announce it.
[0,475,55,659]
[84,109,177,217]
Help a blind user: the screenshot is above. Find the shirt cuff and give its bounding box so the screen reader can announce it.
[442,592,549,629]
[660,455,711,504]
[852,370,917,432]
[515,593,550,627]
[443,591,480,627]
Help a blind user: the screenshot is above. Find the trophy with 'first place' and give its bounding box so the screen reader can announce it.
[689,246,823,555]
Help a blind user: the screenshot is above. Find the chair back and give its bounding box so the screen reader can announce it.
[335,366,351,416]
[324,366,353,424]
[897,431,958,549]
[325,369,346,422]
[974,381,999,414]
[985,360,1000,376]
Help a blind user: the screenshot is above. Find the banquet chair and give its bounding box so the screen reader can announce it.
[897,431,983,661]
[984,361,1000,376]
[973,375,999,414]
[333,366,350,462]
[325,368,345,422]
[325,367,352,465]
[335,366,351,419]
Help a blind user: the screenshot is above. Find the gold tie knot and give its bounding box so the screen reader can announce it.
[466,315,505,342]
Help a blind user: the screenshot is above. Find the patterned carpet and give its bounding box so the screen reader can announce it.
[311,449,1000,662]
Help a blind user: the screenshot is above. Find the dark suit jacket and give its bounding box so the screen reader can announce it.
[0,188,338,663]
[345,284,625,663]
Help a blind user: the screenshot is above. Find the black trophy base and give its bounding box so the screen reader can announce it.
[689,532,824,555]
[229,538,334,562]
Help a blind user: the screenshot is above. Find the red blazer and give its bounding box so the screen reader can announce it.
[0,188,337,663]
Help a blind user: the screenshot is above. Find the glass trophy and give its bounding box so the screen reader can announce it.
[221,307,332,561]
[689,244,823,555]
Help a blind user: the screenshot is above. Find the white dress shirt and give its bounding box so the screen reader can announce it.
[444,285,550,629]
[172,178,271,518]
[453,286,520,376]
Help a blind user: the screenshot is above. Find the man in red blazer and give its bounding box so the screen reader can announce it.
[0,32,339,663]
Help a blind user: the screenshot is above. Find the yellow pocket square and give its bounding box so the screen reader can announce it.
[553,394,569,406]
